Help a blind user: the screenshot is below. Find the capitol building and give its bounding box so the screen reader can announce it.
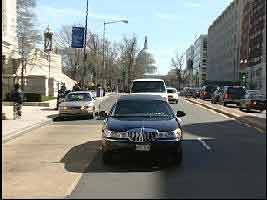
[136,36,158,75]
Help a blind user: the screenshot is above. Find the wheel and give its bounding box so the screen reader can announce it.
[223,102,227,107]
[102,151,114,164]
[176,100,178,104]
[171,145,183,165]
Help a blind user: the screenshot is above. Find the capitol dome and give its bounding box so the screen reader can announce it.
[136,36,157,75]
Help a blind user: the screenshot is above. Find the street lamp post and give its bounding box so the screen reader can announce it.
[44,25,53,79]
[103,19,128,88]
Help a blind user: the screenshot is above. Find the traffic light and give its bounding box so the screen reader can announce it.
[239,72,248,85]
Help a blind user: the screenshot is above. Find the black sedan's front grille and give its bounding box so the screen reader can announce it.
[127,128,158,142]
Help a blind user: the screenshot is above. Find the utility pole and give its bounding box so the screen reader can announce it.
[82,0,89,89]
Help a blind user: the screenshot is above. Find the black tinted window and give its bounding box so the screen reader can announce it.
[227,87,246,96]
[167,89,176,93]
[112,100,173,117]
[132,81,166,93]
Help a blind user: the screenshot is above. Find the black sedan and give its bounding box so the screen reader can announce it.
[101,94,186,165]
[239,91,266,112]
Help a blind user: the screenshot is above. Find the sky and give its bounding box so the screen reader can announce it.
[36,0,233,75]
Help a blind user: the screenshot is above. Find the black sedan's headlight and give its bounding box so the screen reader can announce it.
[157,128,182,140]
[102,129,128,139]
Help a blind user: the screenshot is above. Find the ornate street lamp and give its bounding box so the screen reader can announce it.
[44,25,53,79]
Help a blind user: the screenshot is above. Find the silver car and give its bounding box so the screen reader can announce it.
[58,91,96,119]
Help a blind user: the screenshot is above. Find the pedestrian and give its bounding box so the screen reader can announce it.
[72,83,81,91]
[11,83,23,118]
[57,83,67,109]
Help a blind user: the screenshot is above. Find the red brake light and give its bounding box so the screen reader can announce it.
[224,94,228,99]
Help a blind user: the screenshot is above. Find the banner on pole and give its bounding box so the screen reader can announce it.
[71,27,85,48]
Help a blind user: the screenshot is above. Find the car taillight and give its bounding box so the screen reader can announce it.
[204,91,207,95]
[251,101,257,105]
[224,94,228,99]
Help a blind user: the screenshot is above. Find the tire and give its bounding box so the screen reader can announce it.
[102,151,114,165]
[176,100,178,104]
[171,145,183,165]
[223,102,227,107]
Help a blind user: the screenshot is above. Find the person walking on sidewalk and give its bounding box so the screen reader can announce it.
[72,83,81,91]
[11,83,24,119]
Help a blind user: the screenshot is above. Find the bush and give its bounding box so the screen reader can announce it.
[24,93,42,102]
[4,93,12,101]
[41,96,57,101]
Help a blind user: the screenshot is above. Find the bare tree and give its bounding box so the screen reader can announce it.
[16,0,41,90]
[119,34,139,90]
[170,50,185,90]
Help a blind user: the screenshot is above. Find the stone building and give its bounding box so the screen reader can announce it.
[193,35,208,86]
[11,49,76,97]
[2,0,21,97]
[185,45,194,87]
[239,0,266,94]
[208,0,243,82]
[136,36,158,76]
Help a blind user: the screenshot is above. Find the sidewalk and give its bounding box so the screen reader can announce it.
[2,93,115,143]
[2,99,58,143]
[184,97,266,132]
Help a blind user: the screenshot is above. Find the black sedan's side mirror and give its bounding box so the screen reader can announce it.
[176,111,186,117]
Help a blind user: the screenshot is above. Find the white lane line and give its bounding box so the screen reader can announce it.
[66,173,83,196]
[254,127,265,134]
[197,137,212,151]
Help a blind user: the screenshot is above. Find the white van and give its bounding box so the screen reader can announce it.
[130,79,168,102]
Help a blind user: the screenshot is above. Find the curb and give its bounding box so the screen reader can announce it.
[2,119,53,144]
[185,98,266,132]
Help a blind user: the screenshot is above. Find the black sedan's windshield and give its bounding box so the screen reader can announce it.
[112,100,174,117]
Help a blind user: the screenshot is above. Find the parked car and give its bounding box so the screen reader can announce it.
[58,91,96,119]
[239,90,266,112]
[192,87,201,98]
[167,87,178,104]
[101,94,186,165]
[200,85,217,100]
[130,78,168,102]
[219,86,246,106]
[211,87,224,104]
[184,87,194,97]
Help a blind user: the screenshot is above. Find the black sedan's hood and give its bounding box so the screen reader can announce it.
[106,117,179,132]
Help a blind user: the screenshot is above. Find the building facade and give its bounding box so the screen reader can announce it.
[240,0,266,94]
[193,34,208,86]
[208,0,243,82]
[185,45,194,86]
[2,0,20,98]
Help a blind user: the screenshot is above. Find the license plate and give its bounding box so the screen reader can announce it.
[136,144,150,151]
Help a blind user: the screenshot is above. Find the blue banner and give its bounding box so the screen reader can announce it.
[71,27,85,48]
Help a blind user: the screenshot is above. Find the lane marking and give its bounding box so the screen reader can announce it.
[66,173,83,196]
[197,137,211,151]
[253,127,265,134]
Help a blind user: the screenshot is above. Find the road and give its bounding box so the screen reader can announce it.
[2,95,266,199]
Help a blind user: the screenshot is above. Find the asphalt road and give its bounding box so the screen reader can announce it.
[3,95,266,198]
[68,97,266,199]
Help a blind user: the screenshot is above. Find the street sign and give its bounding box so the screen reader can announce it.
[71,27,85,48]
